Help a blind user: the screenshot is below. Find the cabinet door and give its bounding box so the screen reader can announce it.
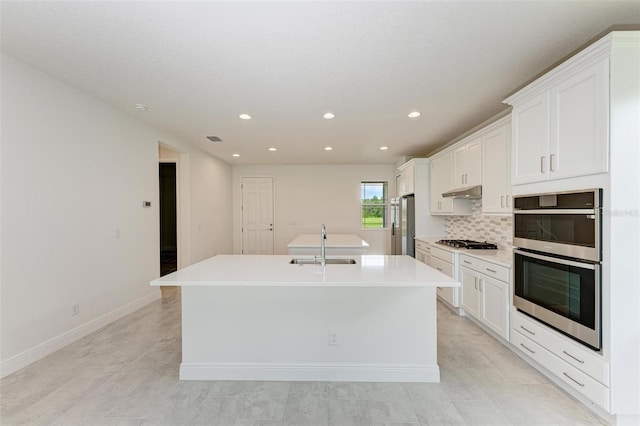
[460,267,480,318]
[512,91,550,185]
[404,162,415,195]
[465,138,482,186]
[480,276,509,340]
[430,157,441,213]
[482,123,511,213]
[430,154,453,213]
[438,152,454,212]
[453,145,467,188]
[415,249,427,264]
[549,58,609,180]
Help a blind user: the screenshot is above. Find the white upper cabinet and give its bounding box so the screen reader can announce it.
[397,160,416,196]
[430,151,472,215]
[452,137,482,188]
[549,59,609,181]
[482,118,512,214]
[506,51,610,185]
[430,152,453,213]
[511,92,550,184]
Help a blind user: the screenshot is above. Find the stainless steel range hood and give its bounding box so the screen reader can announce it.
[442,185,482,199]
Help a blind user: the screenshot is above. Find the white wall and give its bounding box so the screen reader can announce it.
[0,54,233,376]
[232,164,397,255]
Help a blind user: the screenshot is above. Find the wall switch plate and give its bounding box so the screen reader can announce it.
[329,331,338,346]
[72,304,80,316]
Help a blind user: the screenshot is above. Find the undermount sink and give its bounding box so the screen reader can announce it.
[289,258,357,265]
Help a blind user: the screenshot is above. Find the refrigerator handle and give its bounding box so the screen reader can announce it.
[391,222,395,236]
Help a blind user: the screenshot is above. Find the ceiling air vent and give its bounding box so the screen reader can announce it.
[206,136,222,142]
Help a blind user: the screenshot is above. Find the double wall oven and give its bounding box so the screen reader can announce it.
[513,189,602,351]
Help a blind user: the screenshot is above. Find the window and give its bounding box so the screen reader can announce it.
[361,181,388,229]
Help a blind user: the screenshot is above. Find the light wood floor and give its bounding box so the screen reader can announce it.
[1,287,607,425]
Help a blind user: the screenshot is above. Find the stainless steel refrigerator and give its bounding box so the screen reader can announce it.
[390,195,415,257]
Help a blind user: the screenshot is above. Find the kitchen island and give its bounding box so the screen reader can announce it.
[151,254,459,382]
[287,233,370,255]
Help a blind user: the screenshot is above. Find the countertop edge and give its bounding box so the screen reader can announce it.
[150,281,461,288]
[414,236,513,268]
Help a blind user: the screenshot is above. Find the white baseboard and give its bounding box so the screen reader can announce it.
[0,289,161,378]
[179,362,440,382]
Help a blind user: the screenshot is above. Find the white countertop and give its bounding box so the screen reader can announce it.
[415,236,513,268]
[151,255,459,288]
[287,234,370,248]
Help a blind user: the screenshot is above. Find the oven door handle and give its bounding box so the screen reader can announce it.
[513,209,596,215]
[514,249,597,270]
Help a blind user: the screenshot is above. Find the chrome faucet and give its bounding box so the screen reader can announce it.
[320,224,327,266]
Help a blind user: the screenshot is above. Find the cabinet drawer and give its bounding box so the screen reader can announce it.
[511,312,609,385]
[512,330,610,411]
[430,246,455,264]
[459,254,510,282]
[415,240,430,251]
[429,256,453,278]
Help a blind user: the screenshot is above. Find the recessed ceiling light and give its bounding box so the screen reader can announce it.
[239,113,251,120]
[379,146,388,150]
[408,111,421,118]
[268,147,277,152]
[232,153,240,157]
[323,112,335,119]
[324,146,333,151]
[135,104,148,111]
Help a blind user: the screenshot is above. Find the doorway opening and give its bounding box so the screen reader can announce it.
[159,162,178,276]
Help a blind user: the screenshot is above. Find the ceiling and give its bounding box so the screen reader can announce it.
[1,1,639,166]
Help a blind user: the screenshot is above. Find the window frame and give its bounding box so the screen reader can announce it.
[360,181,389,230]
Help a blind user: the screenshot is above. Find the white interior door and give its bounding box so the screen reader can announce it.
[241,177,274,254]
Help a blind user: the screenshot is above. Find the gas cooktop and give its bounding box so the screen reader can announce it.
[436,239,498,249]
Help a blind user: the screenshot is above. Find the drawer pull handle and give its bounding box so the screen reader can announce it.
[486,268,497,273]
[520,343,535,354]
[463,260,472,265]
[563,350,585,364]
[520,325,535,335]
[436,267,443,271]
[563,372,585,387]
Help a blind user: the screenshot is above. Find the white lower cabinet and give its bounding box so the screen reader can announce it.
[460,267,480,318]
[459,254,510,340]
[415,240,431,265]
[511,311,610,410]
[417,241,460,309]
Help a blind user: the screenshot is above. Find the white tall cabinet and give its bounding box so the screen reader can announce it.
[505,31,640,424]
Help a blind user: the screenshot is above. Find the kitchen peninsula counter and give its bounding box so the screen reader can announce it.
[152,254,457,287]
[287,234,370,255]
[151,255,458,383]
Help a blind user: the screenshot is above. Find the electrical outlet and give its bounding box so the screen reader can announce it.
[329,331,338,346]
[72,304,80,316]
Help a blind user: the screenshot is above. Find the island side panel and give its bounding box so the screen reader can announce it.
[180,285,439,382]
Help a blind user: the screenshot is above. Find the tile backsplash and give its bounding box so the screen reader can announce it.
[444,200,513,250]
